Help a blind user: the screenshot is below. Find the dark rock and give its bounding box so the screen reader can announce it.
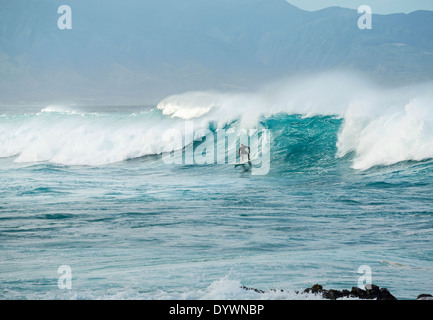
[240,286,265,294]
[323,289,344,300]
[341,289,351,297]
[350,287,368,299]
[377,288,397,300]
[241,283,400,300]
[366,284,380,294]
[304,284,323,294]
[365,284,380,299]
[347,285,397,300]
[417,294,433,300]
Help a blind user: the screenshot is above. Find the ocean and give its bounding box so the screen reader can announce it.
[1,74,433,300]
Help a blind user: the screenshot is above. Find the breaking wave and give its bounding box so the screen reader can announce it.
[1,72,433,170]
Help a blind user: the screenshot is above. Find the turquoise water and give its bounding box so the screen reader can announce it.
[1,105,433,300]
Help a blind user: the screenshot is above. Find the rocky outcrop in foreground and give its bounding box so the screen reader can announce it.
[241,284,433,300]
[303,284,396,300]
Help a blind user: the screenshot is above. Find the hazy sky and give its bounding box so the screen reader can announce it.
[287,0,433,14]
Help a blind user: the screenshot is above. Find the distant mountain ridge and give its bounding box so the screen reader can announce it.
[1,0,432,105]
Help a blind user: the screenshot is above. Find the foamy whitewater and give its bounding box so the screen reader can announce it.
[1,73,433,300]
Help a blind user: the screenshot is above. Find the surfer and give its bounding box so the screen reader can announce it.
[239,144,251,163]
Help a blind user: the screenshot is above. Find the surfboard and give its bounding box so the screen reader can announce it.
[235,161,252,172]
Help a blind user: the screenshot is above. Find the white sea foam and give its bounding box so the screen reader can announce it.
[158,72,433,170]
[40,105,82,115]
[157,72,367,127]
[23,277,330,300]
[0,110,185,165]
[157,91,220,120]
[1,72,432,169]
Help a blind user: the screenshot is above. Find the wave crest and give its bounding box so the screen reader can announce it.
[157,73,433,170]
[1,73,433,170]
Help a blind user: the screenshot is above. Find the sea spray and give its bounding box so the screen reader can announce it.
[1,72,433,170]
[158,72,433,170]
